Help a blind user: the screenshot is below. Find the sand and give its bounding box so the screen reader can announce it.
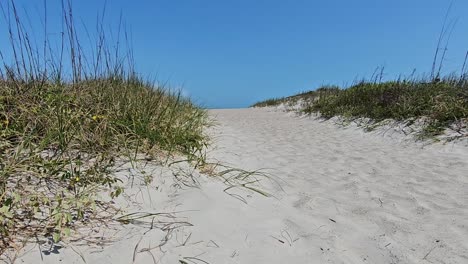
[6,107,468,264]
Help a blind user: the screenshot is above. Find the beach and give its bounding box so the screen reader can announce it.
[9,107,468,264]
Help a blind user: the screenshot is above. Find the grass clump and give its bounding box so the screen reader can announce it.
[305,78,468,135]
[251,97,287,107]
[254,79,468,137]
[0,0,208,253]
[251,86,341,108]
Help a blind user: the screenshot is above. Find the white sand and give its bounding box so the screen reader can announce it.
[7,108,468,264]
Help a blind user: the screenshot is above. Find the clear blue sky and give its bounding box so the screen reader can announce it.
[1,1,468,108]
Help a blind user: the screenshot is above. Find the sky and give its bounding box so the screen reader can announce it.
[1,0,468,108]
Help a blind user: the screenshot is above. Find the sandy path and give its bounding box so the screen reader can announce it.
[205,108,468,264]
[8,108,468,264]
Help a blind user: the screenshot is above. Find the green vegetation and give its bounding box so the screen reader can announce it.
[251,97,287,107]
[252,79,468,136]
[307,79,467,123]
[0,1,208,252]
[251,86,341,108]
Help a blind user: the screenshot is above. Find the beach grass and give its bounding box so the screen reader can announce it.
[252,78,468,137]
[0,0,208,252]
[251,97,287,108]
[306,78,467,134]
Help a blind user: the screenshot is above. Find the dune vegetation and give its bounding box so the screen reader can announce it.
[0,1,208,253]
[253,77,468,137]
[253,76,468,137]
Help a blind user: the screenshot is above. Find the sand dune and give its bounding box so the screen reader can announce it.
[9,107,468,264]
